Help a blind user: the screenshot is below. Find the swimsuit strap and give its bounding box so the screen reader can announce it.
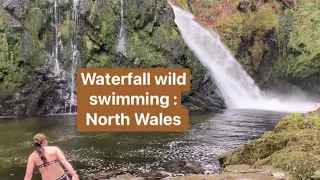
[38,159,59,168]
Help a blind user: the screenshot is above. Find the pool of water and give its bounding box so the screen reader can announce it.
[0,109,287,179]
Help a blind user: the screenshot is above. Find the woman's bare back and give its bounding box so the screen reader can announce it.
[24,134,78,180]
[29,146,68,180]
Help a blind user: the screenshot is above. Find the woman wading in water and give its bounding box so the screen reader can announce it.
[24,133,79,180]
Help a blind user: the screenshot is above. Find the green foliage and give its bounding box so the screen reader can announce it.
[86,1,118,51]
[0,30,23,91]
[201,0,216,8]
[238,56,254,75]
[125,0,140,28]
[126,24,168,67]
[216,13,244,54]
[59,12,73,44]
[173,0,189,10]
[83,0,96,23]
[24,8,46,67]
[216,4,279,55]
[0,16,3,26]
[25,8,44,34]
[275,0,320,78]
[100,7,118,48]
[86,52,113,68]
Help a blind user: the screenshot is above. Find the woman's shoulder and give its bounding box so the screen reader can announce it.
[29,151,37,159]
[45,146,61,151]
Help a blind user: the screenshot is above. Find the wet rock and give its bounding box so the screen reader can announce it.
[0,66,69,116]
[86,169,125,180]
[0,8,22,30]
[3,0,17,11]
[312,171,320,180]
[237,1,250,13]
[183,76,226,112]
[2,0,24,23]
[272,172,285,180]
[170,173,277,180]
[34,66,50,75]
[224,165,261,173]
[280,0,295,8]
[109,174,144,180]
[165,160,204,174]
[141,171,169,180]
[120,167,141,176]
[251,31,266,71]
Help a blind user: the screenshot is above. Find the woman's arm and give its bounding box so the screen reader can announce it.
[56,147,79,179]
[24,155,34,180]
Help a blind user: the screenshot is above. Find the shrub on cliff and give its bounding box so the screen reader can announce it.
[216,3,279,54]
[276,0,320,79]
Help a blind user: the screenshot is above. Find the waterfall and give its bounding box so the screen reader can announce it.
[116,0,126,55]
[46,0,82,114]
[171,5,319,113]
[52,0,62,77]
[72,0,80,26]
[68,41,80,113]
[67,0,82,113]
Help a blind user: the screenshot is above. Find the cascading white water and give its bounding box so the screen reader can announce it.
[46,0,82,114]
[52,0,62,76]
[68,41,80,113]
[116,0,127,55]
[72,0,80,26]
[66,0,82,114]
[171,5,319,113]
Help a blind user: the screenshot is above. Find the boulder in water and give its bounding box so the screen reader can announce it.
[165,160,204,174]
[109,174,144,180]
[86,169,125,180]
[140,171,169,180]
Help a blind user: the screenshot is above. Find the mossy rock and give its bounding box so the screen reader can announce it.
[216,2,280,55]
[0,15,3,26]
[275,110,320,132]
[272,0,320,80]
[24,8,45,35]
[219,108,320,180]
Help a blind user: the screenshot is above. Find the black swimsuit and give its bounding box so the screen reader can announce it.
[38,160,68,180]
[37,159,59,168]
[56,173,68,180]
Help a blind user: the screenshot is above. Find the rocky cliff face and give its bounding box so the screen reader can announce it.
[172,0,320,96]
[0,0,226,116]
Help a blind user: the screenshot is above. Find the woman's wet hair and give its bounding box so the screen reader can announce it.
[34,139,48,165]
